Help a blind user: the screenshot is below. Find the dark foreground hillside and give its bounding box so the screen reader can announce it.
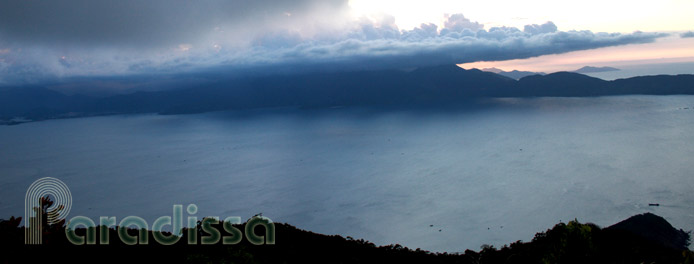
[1,211,691,263]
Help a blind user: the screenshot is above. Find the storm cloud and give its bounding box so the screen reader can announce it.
[241,22,663,73]
[0,0,667,86]
[0,0,348,47]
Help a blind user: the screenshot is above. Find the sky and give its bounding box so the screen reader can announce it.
[459,35,694,74]
[0,0,693,88]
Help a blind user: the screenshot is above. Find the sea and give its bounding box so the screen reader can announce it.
[1,95,693,252]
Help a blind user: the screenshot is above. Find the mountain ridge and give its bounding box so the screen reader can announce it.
[2,65,693,124]
[574,66,621,73]
[481,67,546,80]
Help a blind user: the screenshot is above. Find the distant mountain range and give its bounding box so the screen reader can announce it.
[482,66,620,78]
[2,64,693,124]
[482,67,545,80]
[573,66,621,73]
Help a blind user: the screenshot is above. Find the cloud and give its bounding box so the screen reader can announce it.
[681,31,694,38]
[239,25,663,73]
[442,14,484,32]
[523,22,558,35]
[0,0,348,48]
[0,1,668,87]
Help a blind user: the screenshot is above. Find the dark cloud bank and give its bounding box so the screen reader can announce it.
[0,0,667,88]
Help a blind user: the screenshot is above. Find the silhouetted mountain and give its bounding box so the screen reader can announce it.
[0,86,93,122]
[515,72,610,97]
[516,72,694,97]
[482,67,504,74]
[88,65,513,115]
[482,67,546,80]
[610,74,694,95]
[2,65,694,124]
[574,66,620,73]
[606,213,690,250]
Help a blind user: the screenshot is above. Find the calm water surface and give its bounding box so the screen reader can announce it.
[1,95,694,252]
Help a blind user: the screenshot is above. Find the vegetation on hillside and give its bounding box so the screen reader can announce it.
[1,197,691,263]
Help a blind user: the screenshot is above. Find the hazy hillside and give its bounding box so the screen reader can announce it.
[482,67,546,80]
[574,66,621,73]
[1,65,694,124]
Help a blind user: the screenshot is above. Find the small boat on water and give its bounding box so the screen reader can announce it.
[648,203,660,206]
